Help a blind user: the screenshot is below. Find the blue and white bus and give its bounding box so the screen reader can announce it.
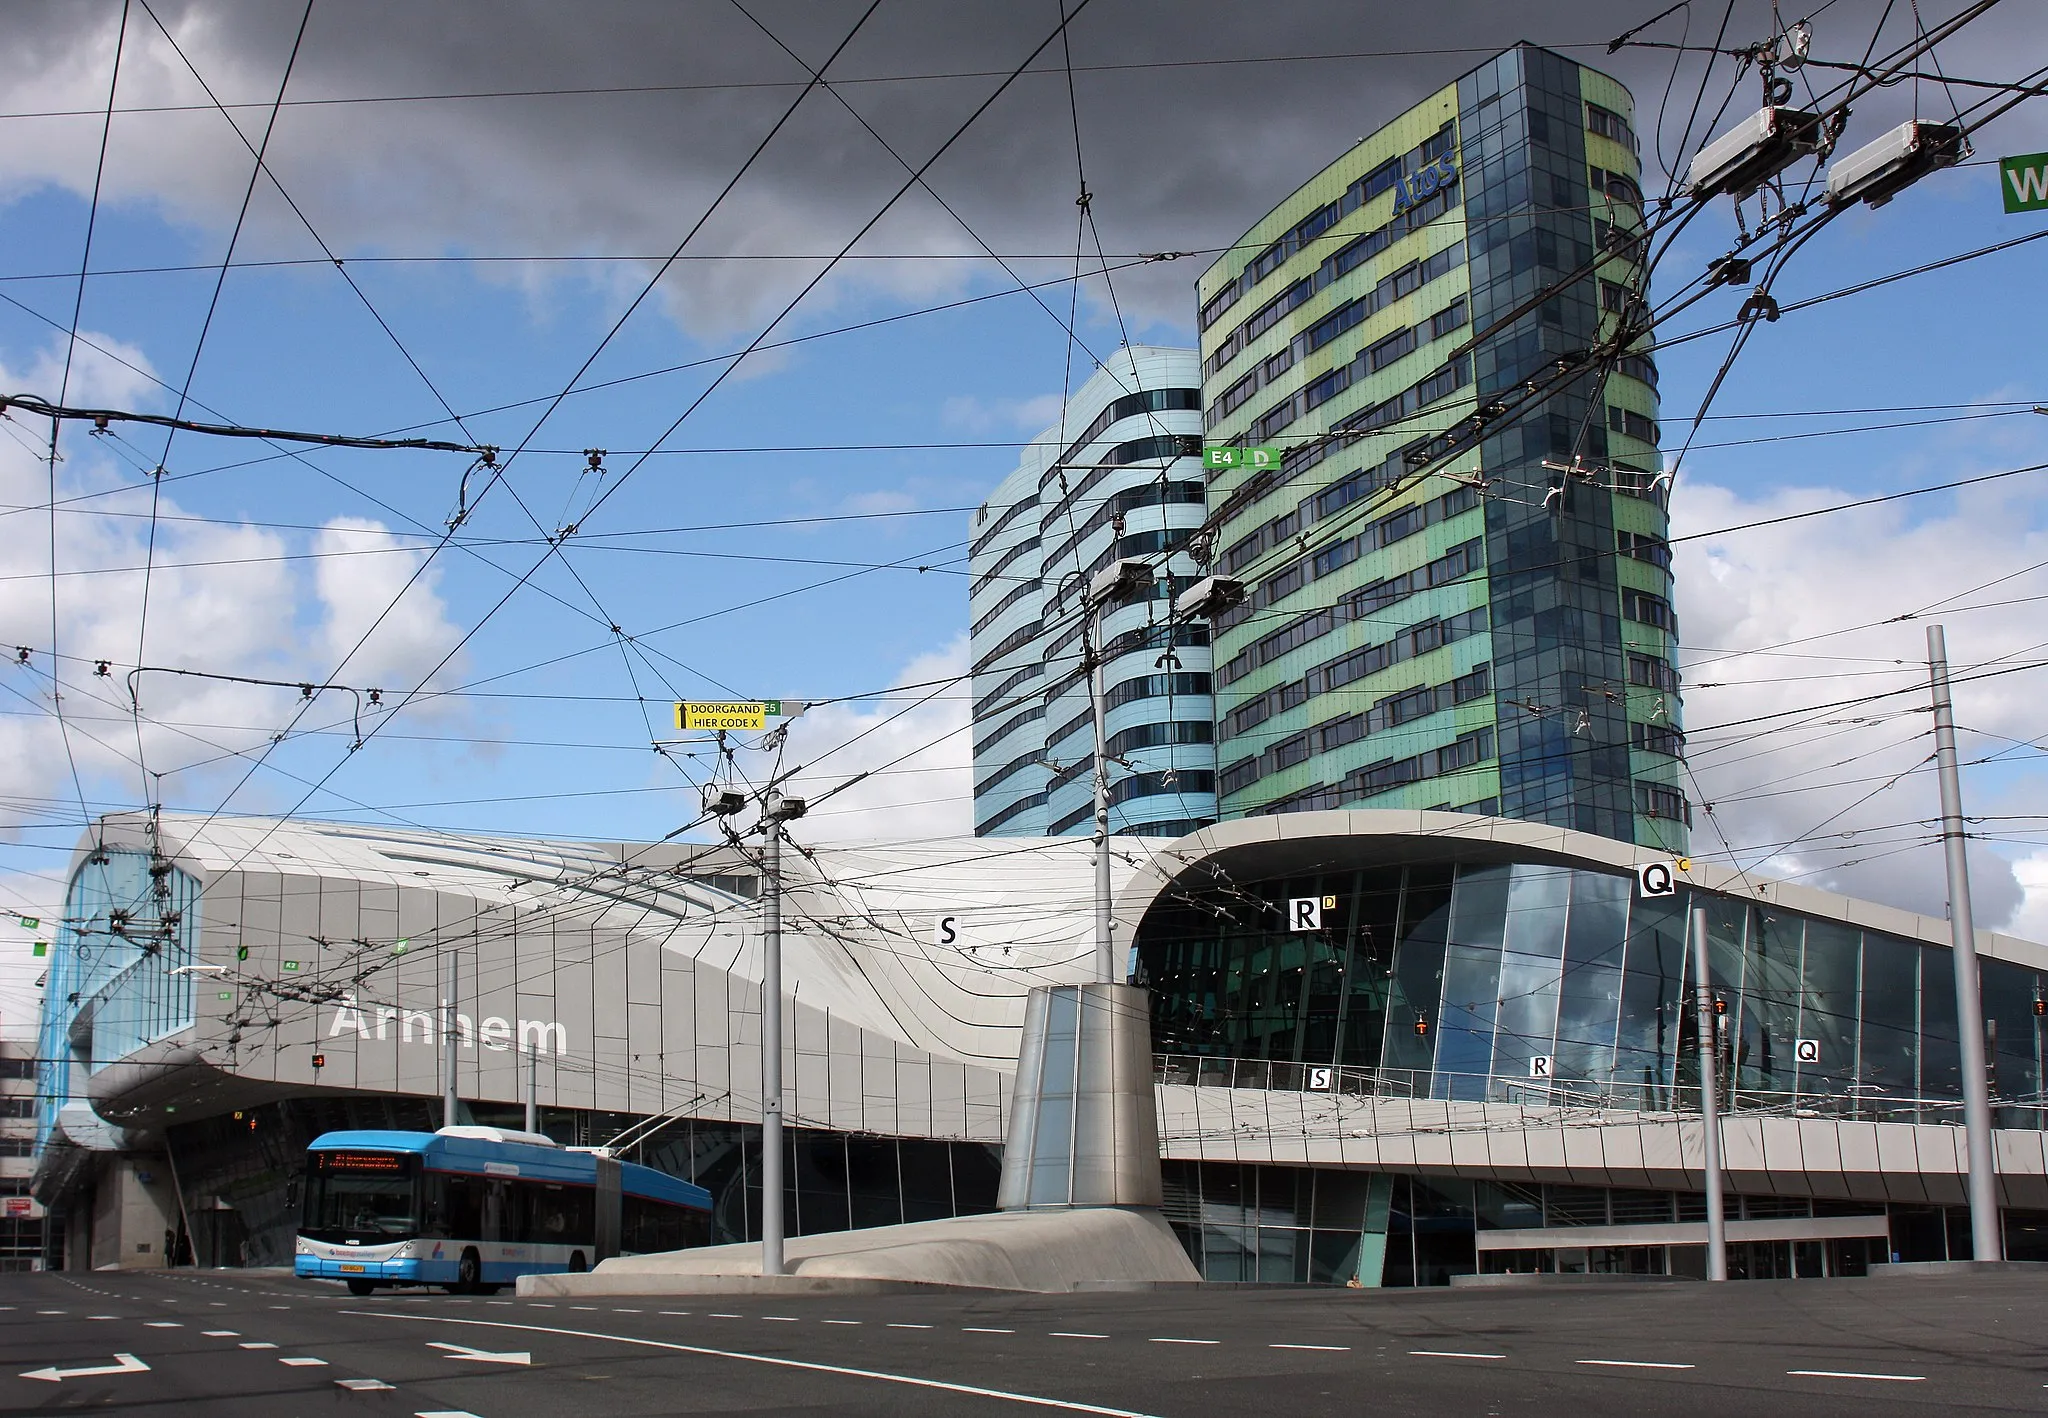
[295,1126,712,1294]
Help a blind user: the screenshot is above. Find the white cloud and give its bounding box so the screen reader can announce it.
[780,634,971,842]
[1672,462,2048,930]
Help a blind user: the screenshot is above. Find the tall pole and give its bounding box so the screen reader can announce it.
[1691,904,1727,1281]
[760,807,786,1276]
[1928,624,2003,1261]
[1087,604,1114,984]
[442,948,459,1129]
[524,1041,539,1134]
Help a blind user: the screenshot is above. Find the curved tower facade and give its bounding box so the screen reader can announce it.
[969,347,1215,838]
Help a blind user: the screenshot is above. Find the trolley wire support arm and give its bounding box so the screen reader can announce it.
[2,392,497,459]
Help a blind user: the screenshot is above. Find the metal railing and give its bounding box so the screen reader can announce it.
[1150,1052,2048,1130]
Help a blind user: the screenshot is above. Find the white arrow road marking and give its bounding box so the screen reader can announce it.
[20,1353,151,1383]
[428,1341,531,1366]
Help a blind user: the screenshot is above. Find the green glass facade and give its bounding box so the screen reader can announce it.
[1196,44,1684,847]
[1137,856,2048,1126]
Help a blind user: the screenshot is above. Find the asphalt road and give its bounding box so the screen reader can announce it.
[3,1267,2047,1417]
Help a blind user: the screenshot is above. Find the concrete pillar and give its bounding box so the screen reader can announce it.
[998,983,1163,1209]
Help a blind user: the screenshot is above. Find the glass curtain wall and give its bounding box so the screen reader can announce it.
[36,847,200,1147]
[1136,855,2048,1122]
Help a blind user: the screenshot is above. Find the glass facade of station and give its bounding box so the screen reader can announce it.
[36,847,201,1147]
[1137,855,2048,1124]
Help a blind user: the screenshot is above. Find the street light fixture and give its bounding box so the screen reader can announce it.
[1173,575,1246,622]
[1687,106,1824,200]
[1825,119,1966,208]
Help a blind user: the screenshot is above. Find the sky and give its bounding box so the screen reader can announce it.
[2,0,2047,1024]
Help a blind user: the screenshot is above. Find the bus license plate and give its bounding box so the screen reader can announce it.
[339,1264,365,1273]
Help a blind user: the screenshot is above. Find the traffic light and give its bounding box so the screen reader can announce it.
[310,1053,325,1071]
[2034,998,2045,1018]
[1412,1015,1429,1038]
[236,944,248,961]
[1713,996,1728,1015]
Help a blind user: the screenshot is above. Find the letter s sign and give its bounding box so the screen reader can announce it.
[934,915,959,947]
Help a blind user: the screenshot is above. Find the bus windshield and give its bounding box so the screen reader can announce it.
[302,1151,421,1243]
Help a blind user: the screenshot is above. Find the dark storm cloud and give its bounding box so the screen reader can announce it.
[11,0,2037,343]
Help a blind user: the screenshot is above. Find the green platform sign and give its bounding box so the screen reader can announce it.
[2003,152,2048,213]
[1203,445,1283,472]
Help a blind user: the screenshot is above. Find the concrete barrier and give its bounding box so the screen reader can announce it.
[517,1206,1201,1297]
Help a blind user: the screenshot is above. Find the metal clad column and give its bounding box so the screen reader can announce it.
[998,982,1164,1209]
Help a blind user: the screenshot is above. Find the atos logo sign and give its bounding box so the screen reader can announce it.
[1391,154,1458,215]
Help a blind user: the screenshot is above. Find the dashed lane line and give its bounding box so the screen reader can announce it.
[416,1410,485,1417]
[1271,1344,1349,1352]
[1050,1333,1110,1340]
[349,1311,1172,1418]
[888,1323,934,1330]
[1149,1338,1219,1346]
[1787,1370,1926,1383]
[1577,1359,1696,1370]
[281,1357,330,1367]
[239,1342,278,1350]
[1410,1350,1507,1361]
[202,1330,240,1337]
[337,1378,396,1391]
[144,1321,182,1328]
[965,1327,1015,1334]
[821,1320,861,1326]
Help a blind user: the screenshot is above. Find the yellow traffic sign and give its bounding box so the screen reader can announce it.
[676,700,784,732]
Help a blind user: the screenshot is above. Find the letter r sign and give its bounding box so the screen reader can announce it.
[1289,897,1321,931]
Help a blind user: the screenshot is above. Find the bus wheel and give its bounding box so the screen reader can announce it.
[568,1251,588,1273]
[345,1279,376,1297]
[457,1249,483,1294]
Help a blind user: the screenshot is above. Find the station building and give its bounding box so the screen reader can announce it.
[31,810,2048,1281]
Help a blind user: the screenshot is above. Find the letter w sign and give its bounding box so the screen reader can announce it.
[2004,152,2048,213]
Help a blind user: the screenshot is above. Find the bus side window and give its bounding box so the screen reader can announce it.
[440,1174,482,1240]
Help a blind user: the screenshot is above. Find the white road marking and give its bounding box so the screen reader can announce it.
[529,1303,554,1308]
[203,1330,240,1337]
[429,1341,531,1366]
[35,1310,65,1315]
[1410,1350,1506,1360]
[1149,1338,1219,1345]
[822,1320,861,1326]
[19,1353,151,1383]
[659,1311,692,1317]
[487,1301,512,1306]
[888,1323,934,1329]
[1270,1344,1348,1352]
[762,1316,799,1322]
[571,1306,598,1311]
[965,1327,1015,1334]
[1787,1370,1925,1382]
[614,1308,642,1313]
[416,1411,485,1417]
[1050,1333,1109,1340]
[240,1342,279,1350]
[338,1378,396,1391]
[145,1321,182,1328]
[711,1313,742,1319]
[1577,1359,1695,1370]
[88,1315,118,1321]
[281,1357,330,1367]
[350,1310,1178,1417]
